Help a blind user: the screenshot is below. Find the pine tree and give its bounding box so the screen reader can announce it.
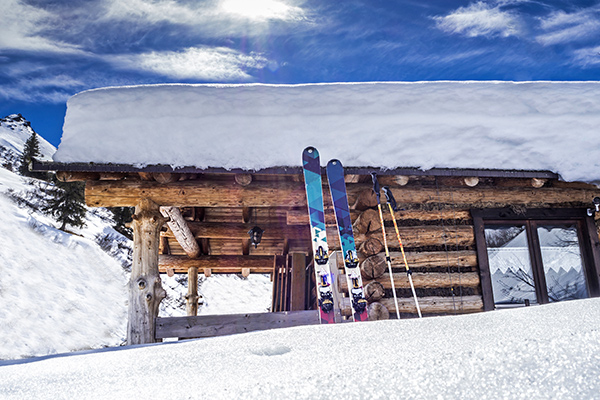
[42,179,87,231]
[109,207,134,239]
[19,131,47,179]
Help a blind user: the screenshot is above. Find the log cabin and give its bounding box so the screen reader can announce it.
[33,81,600,345]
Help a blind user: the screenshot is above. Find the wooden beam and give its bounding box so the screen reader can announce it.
[160,207,200,258]
[164,222,310,240]
[85,180,307,208]
[159,254,274,274]
[85,179,600,209]
[155,310,320,339]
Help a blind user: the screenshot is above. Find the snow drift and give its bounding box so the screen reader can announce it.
[54,81,600,182]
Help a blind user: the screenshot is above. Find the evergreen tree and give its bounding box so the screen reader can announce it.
[109,207,134,239]
[42,179,87,231]
[19,131,47,179]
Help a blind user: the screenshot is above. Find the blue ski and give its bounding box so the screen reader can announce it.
[302,147,335,324]
[326,159,368,322]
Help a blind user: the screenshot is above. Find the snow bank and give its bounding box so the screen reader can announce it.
[1,298,599,399]
[54,81,600,182]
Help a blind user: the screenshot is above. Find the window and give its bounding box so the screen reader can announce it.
[472,208,600,311]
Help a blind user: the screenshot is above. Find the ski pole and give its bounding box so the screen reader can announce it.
[381,186,422,318]
[370,173,401,319]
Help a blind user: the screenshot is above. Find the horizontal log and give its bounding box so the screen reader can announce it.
[378,186,599,208]
[340,295,483,316]
[159,255,274,274]
[338,272,480,291]
[85,179,599,209]
[359,225,475,249]
[168,222,311,241]
[389,250,477,269]
[155,310,320,339]
[85,180,308,208]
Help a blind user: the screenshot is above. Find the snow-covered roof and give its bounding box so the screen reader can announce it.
[53,81,600,182]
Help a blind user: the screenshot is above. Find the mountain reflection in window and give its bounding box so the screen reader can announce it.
[537,225,588,302]
[485,225,537,307]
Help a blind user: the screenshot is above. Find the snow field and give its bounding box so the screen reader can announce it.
[0,298,599,399]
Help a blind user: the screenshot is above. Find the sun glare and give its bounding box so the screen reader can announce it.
[220,0,302,21]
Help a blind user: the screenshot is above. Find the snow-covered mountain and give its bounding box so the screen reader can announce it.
[0,114,55,167]
[0,114,271,360]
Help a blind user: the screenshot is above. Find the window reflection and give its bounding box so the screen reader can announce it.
[537,224,588,302]
[485,225,537,307]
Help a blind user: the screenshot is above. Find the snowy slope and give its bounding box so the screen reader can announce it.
[1,298,599,399]
[54,81,600,182]
[0,167,128,359]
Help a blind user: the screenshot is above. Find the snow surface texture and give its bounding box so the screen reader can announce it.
[1,298,599,399]
[54,81,600,182]
[0,168,128,359]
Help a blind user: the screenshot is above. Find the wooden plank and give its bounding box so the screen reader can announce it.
[338,272,480,290]
[155,310,321,339]
[339,295,483,316]
[158,255,274,274]
[290,253,307,311]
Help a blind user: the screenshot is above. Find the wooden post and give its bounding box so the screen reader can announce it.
[127,198,169,345]
[186,267,199,316]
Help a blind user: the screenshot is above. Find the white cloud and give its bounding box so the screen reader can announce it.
[101,0,306,27]
[219,0,305,22]
[109,47,270,80]
[434,1,523,38]
[536,7,600,46]
[0,0,82,53]
[573,46,600,67]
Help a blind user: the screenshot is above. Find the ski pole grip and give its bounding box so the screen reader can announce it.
[370,172,381,202]
[382,186,398,211]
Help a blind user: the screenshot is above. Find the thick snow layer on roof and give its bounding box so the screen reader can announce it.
[54,81,600,182]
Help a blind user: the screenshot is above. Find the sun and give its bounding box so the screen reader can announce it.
[219,0,303,21]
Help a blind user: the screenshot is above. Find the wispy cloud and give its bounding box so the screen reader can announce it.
[109,47,270,80]
[0,0,83,53]
[573,46,600,67]
[536,6,600,46]
[433,1,524,38]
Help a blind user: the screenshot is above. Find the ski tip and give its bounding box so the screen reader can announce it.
[303,146,319,156]
[327,159,343,168]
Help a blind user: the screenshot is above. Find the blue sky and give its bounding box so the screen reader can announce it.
[1,0,600,146]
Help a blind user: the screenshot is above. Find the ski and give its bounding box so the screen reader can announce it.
[302,147,336,324]
[326,159,369,322]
